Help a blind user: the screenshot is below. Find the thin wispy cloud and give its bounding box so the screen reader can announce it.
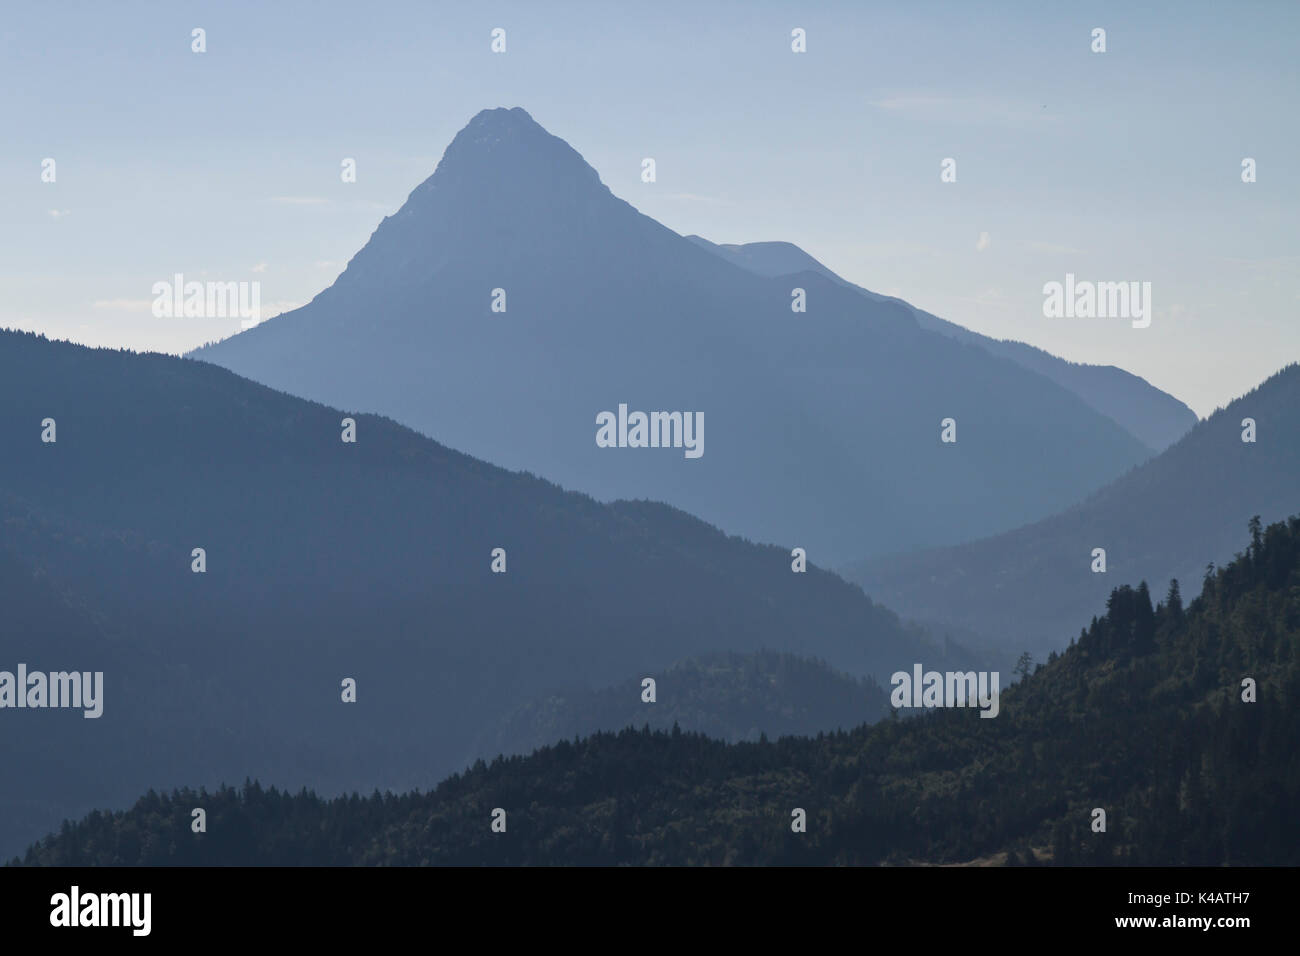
[266,196,396,213]
[93,298,153,311]
[665,192,730,205]
[1015,239,1085,255]
[956,287,1011,307]
[870,94,1058,126]
[1219,254,1300,273]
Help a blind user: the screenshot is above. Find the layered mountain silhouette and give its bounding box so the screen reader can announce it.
[191,106,1155,565]
[0,328,950,858]
[472,650,889,759]
[19,515,1299,866]
[845,364,1300,658]
[687,236,1197,452]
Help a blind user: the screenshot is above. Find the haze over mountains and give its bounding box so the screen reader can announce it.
[845,363,1300,658]
[192,107,1160,565]
[0,328,949,858]
[687,237,1197,453]
[5,108,1292,874]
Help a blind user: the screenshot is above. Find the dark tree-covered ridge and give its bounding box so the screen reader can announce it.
[16,516,1299,866]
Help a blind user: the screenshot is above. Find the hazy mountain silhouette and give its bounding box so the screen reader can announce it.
[844,364,1300,658]
[19,515,1299,866]
[191,106,1153,565]
[687,236,1196,452]
[0,328,952,858]
[473,650,889,758]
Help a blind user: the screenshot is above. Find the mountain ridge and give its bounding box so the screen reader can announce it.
[190,106,1154,565]
[686,235,1197,452]
[843,362,1300,657]
[0,327,952,858]
[17,514,1298,866]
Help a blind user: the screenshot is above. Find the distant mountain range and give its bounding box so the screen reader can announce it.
[18,515,1298,866]
[0,328,953,858]
[844,363,1300,658]
[191,106,1163,565]
[472,650,889,758]
[687,236,1196,453]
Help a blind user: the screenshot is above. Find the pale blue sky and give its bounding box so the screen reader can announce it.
[2,0,1296,416]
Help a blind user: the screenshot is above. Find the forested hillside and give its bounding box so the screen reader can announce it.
[0,328,946,858]
[17,517,1298,866]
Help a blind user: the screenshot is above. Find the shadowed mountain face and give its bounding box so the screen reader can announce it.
[0,329,949,859]
[191,106,1153,565]
[844,363,1300,658]
[687,236,1197,453]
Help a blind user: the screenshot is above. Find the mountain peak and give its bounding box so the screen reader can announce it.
[324,107,639,288]
[465,105,541,129]
[420,105,603,198]
[447,106,548,154]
